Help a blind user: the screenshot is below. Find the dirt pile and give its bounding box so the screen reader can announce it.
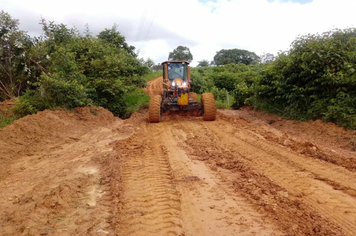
[0,106,116,179]
[220,108,356,171]
[0,106,127,235]
[227,107,356,151]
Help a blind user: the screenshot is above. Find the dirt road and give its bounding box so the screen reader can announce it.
[0,77,355,235]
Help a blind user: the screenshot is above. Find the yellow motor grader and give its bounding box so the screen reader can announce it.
[148,60,216,123]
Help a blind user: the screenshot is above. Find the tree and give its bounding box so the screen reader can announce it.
[0,11,32,100]
[213,49,259,66]
[151,63,162,71]
[168,46,193,62]
[255,28,356,129]
[260,53,275,63]
[141,58,154,69]
[197,59,210,67]
[98,25,136,57]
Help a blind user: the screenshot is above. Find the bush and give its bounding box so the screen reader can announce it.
[122,87,150,118]
[13,73,90,117]
[254,28,356,129]
[0,111,17,128]
[141,71,163,82]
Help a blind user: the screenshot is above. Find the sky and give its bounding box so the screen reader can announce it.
[2,0,356,66]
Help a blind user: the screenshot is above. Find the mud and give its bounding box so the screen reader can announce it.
[0,77,355,235]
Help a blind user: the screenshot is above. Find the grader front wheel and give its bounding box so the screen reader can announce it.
[148,95,162,123]
[202,93,216,121]
[190,92,198,101]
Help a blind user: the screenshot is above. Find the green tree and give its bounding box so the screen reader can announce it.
[259,53,275,63]
[151,63,162,71]
[213,49,259,66]
[141,58,154,70]
[15,20,150,118]
[197,59,210,67]
[98,24,136,57]
[255,28,356,129]
[0,11,32,100]
[168,46,193,62]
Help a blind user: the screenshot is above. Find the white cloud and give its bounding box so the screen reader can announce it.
[2,0,356,66]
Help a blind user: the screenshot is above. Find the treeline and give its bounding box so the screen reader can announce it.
[0,11,154,119]
[191,28,356,129]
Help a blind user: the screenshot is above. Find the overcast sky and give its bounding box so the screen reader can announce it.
[2,0,356,66]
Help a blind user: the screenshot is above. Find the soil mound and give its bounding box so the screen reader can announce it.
[0,106,116,178]
[223,107,356,151]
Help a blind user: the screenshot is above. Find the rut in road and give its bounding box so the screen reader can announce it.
[176,114,355,235]
[112,115,283,235]
[112,128,184,235]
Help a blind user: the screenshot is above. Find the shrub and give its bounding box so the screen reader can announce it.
[122,87,150,118]
[254,28,356,129]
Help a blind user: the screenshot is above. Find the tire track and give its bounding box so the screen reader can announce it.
[169,118,345,235]
[203,119,356,235]
[161,120,283,236]
[113,127,184,236]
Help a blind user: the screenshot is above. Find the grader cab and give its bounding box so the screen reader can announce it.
[148,60,216,123]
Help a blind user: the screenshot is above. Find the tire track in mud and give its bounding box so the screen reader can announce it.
[163,121,283,235]
[173,118,346,235]
[112,126,184,236]
[201,118,356,235]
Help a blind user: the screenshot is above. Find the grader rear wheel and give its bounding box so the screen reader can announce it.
[148,95,162,123]
[202,92,216,121]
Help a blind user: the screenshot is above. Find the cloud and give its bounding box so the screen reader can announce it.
[2,0,356,66]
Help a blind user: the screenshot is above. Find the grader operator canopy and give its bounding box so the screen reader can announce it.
[165,61,188,81]
[162,61,190,83]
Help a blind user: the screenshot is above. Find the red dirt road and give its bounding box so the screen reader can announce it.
[0,78,355,235]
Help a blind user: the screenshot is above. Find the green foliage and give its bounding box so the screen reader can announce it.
[214,49,260,66]
[141,58,155,70]
[141,71,163,82]
[0,109,16,128]
[122,87,150,118]
[7,16,152,118]
[0,116,16,128]
[0,10,33,100]
[151,63,162,71]
[98,24,136,57]
[259,53,276,63]
[168,46,193,62]
[254,28,356,129]
[190,63,259,109]
[190,67,215,93]
[210,87,233,109]
[212,70,237,91]
[197,60,210,67]
[12,73,90,117]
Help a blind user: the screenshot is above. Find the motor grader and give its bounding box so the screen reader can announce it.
[148,60,216,123]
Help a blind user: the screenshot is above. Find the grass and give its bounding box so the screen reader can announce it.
[198,93,234,109]
[215,94,234,109]
[141,71,162,82]
[0,115,17,128]
[123,87,150,118]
